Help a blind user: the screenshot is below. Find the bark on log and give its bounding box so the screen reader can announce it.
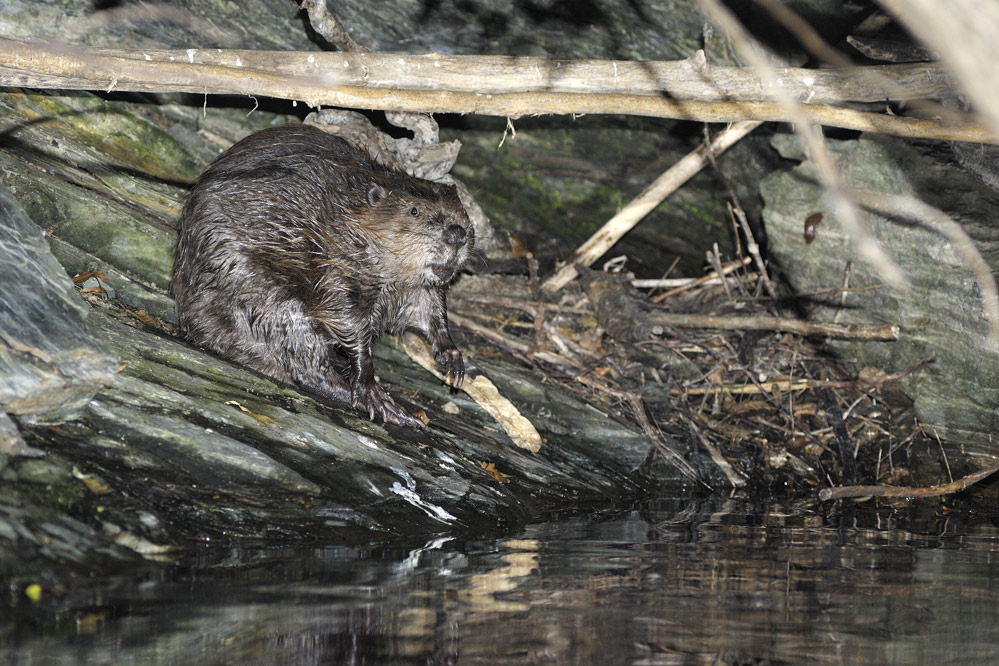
[0,38,993,144]
[0,40,958,103]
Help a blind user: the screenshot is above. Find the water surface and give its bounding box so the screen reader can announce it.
[5,496,999,665]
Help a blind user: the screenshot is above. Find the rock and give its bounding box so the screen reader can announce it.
[0,185,117,427]
[762,133,999,456]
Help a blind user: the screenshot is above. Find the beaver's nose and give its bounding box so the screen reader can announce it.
[442,224,467,248]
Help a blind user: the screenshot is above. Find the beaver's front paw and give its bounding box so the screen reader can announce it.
[434,345,464,388]
[352,381,422,428]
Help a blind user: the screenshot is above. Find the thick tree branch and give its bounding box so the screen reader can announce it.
[0,40,957,103]
[0,38,993,144]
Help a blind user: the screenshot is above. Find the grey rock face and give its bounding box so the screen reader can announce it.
[762,134,999,451]
[0,186,117,425]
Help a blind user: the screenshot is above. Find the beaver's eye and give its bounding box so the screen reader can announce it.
[410,206,420,217]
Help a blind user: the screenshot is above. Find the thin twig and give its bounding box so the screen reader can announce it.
[448,312,584,370]
[648,311,899,340]
[677,378,843,396]
[688,419,747,489]
[676,354,931,396]
[819,460,999,500]
[649,257,751,301]
[728,202,775,299]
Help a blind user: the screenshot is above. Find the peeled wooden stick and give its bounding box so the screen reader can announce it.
[541,120,761,293]
[400,333,542,453]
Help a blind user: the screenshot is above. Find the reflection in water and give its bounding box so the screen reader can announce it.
[5,497,999,664]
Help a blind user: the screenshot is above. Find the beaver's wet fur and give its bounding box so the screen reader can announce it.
[170,124,473,427]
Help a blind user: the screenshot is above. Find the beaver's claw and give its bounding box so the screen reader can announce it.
[352,380,422,428]
[435,345,464,388]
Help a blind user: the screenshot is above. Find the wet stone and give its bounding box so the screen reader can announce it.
[0,185,118,426]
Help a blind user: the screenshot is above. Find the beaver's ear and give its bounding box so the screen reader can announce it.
[367,183,385,206]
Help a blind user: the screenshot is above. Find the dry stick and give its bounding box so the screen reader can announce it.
[706,243,733,299]
[0,40,993,143]
[541,120,762,293]
[697,0,907,290]
[455,290,898,340]
[626,394,709,489]
[819,460,999,500]
[448,312,583,370]
[679,379,848,397]
[399,334,542,453]
[0,38,958,103]
[647,312,899,340]
[635,257,750,291]
[299,0,364,52]
[729,203,775,299]
[649,257,751,300]
[452,292,584,317]
[688,421,747,489]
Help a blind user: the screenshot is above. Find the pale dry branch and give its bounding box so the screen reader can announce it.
[0,39,958,102]
[819,459,999,500]
[647,312,899,340]
[0,38,993,143]
[541,120,762,293]
[400,333,542,452]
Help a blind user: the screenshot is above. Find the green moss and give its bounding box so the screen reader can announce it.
[0,148,175,289]
[19,92,202,183]
[9,457,86,510]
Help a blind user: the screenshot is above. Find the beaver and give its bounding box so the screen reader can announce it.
[170,123,473,427]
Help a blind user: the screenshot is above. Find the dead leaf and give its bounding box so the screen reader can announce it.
[127,307,158,326]
[508,234,528,259]
[72,270,106,284]
[224,400,275,425]
[480,461,511,483]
